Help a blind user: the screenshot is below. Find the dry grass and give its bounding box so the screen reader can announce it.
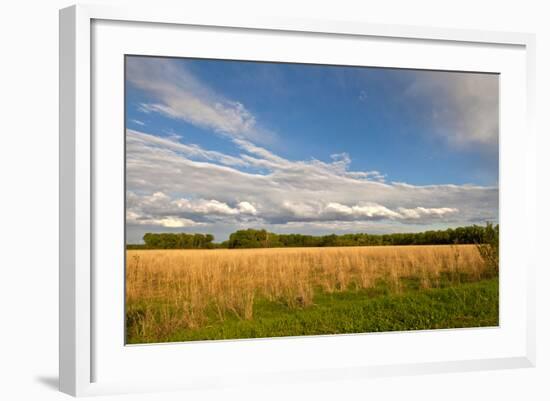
[126,244,490,342]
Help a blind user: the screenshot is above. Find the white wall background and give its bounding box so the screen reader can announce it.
[0,0,548,399]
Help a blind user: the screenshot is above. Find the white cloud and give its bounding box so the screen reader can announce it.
[405,71,499,148]
[348,203,403,219]
[237,201,257,215]
[126,209,203,228]
[398,206,459,219]
[127,129,248,167]
[126,190,259,230]
[126,128,497,242]
[275,201,456,222]
[233,137,385,182]
[157,217,203,228]
[175,198,238,215]
[127,57,275,144]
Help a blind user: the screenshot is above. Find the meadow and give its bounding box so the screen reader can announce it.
[126,244,498,344]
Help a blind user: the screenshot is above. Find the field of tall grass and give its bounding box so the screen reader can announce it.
[126,245,497,343]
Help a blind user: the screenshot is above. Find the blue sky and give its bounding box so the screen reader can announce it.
[125,56,499,243]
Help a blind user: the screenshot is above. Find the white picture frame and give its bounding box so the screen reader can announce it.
[59,4,536,397]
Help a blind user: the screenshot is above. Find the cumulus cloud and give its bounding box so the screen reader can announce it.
[126,210,204,228]
[126,128,498,241]
[280,201,457,222]
[405,71,499,148]
[126,57,275,144]
[127,190,258,226]
[237,201,258,215]
[397,206,458,219]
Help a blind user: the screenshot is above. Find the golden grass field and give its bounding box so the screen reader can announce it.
[126,244,492,342]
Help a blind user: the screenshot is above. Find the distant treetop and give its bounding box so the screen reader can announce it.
[126,224,498,250]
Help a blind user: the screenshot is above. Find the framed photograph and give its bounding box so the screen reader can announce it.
[59,4,536,396]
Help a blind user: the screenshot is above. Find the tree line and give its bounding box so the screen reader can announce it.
[127,223,498,250]
[127,233,215,250]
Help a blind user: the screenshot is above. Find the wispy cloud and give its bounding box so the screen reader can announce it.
[128,129,248,167]
[127,57,275,144]
[405,71,499,148]
[131,119,145,126]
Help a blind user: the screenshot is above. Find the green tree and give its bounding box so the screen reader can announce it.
[476,223,499,274]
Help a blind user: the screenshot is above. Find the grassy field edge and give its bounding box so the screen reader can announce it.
[127,277,498,344]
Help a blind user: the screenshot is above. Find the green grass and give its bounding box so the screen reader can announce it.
[127,277,499,344]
